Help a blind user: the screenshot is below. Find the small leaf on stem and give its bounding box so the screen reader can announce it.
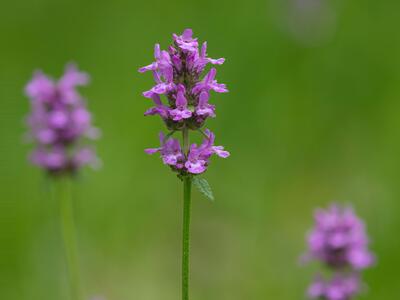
[193,177,214,202]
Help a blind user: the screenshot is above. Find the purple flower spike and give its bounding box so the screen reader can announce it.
[140,29,229,176]
[139,28,227,130]
[140,30,230,300]
[303,204,375,300]
[308,274,360,300]
[306,204,374,270]
[25,63,99,175]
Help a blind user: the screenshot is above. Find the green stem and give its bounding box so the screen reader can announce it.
[182,175,192,300]
[183,127,189,155]
[182,127,192,300]
[56,177,83,300]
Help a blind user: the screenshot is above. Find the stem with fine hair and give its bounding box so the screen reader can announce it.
[56,176,83,300]
[182,128,192,300]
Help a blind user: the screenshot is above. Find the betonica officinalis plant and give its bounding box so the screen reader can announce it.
[139,29,230,300]
[302,204,375,300]
[25,63,100,300]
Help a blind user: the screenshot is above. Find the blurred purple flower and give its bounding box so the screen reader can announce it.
[303,204,375,300]
[308,274,360,300]
[25,63,99,175]
[305,204,374,270]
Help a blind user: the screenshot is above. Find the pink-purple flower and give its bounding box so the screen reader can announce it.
[25,63,99,175]
[308,274,360,300]
[192,68,228,95]
[169,85,192,121]
[145,132,185,168]
[305,204,374,270]
[140,29,229,175]
[145,130,228,175]
[139,28,228,131]
[195,91,215,118]
[303,204,375,300]
[185,130,229,174]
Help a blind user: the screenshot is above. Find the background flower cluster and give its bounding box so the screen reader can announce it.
[25,64,99,175]
[305,205,375,300]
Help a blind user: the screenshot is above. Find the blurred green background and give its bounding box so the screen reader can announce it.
[1,0,399,299]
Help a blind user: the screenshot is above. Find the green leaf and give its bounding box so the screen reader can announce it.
[193,177,214,202]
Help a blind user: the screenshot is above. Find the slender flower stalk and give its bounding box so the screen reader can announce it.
[182,174,192,300]
[139,29,230,299]
[25,64,99,300]
[57,176,83,300]
[302,204,375,300]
